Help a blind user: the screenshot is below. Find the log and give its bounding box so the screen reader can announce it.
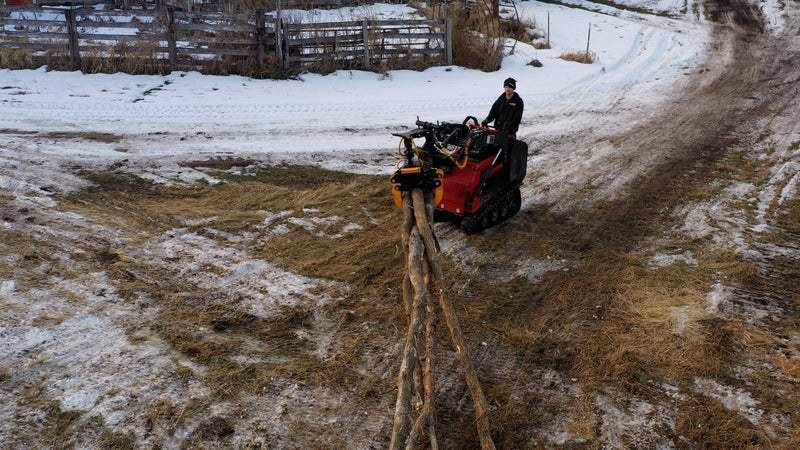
[405,254,439,450]
[390,225,426,449]
[425,289,439,450]
[401,192,414,312]
[411,189,496,450]
[393,188,494,449]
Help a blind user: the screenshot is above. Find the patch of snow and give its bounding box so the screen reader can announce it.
[676,181,751,250]
[508,257,565,283]
[287,217,318,232]
[269,223,291,235]
[649,250,697,268]
[693,378,763,425]
[0,275,206,434]
[752,157,800,233]
[183,216,220,226]
[263,210,294,227]
[0,280,16,297]
[668,306,692,336]
[705,282,731,314]
[142,228,344,317]
[341,222,363,233]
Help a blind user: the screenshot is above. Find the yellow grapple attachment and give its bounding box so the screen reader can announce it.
[390,166,444,210]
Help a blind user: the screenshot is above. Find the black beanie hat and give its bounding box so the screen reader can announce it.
[504,77,516,89]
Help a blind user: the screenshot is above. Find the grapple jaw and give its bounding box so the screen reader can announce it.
[390,166,444,210]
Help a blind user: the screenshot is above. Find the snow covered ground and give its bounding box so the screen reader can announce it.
[0,1,710,178]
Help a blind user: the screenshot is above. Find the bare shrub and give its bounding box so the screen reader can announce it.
[384,54,438,73]
[0,48,33,70]
[39,51,74,72]
[305,56,355,75]
[227,0,279,13]
[199,55,244,77]
[451,25,504,71]
[414,0,531,72]
[500,16,531,45]
[117,41,169,75]
[50,40,172,75]
[258,55,283,77]
[559,50,598,64]
[440,7,506,71]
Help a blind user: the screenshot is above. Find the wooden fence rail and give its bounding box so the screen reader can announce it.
[0,5,452,75]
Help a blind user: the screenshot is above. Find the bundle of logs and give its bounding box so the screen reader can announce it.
[390,189,496,450]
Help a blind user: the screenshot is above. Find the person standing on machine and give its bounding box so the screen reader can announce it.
[481,77,524,138]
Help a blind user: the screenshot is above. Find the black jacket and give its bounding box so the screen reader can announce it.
[484,92,524,135]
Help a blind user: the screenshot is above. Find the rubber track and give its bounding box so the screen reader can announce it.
[460,184,522,234]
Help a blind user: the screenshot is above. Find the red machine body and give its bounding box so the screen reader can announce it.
[391,117,528,233]
[437,155,499,215]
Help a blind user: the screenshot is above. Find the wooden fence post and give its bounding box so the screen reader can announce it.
[275,1,287,70]
[282,20,290,69]
[64,9,81,70]
[445,18,452,65]
[167,8,176,67]
[586,23,591,57]
[362,20,370,69]
[255,10,265,72]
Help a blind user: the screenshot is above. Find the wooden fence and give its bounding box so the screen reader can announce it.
[0,5,452,75]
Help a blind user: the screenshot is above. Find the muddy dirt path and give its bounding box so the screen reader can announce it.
[522,0,779,214]
[531,0,800,262]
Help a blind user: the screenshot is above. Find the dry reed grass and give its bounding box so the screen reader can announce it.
[44,131,122,143]
[0,48,33,70]
[45,166,406,446]
[0,227,63,291]
[560,50,598,64]
[451,20,505,72]
[415,0,508,72]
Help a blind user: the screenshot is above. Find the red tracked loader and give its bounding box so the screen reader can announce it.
[390,116,528,233]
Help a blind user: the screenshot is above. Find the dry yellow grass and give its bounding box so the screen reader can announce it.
[0,48,33,69]
[4,145,798,447]
[559,50,598,64]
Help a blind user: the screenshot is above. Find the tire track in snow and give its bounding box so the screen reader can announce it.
[0,96,488,126]
[539,22,703,119]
